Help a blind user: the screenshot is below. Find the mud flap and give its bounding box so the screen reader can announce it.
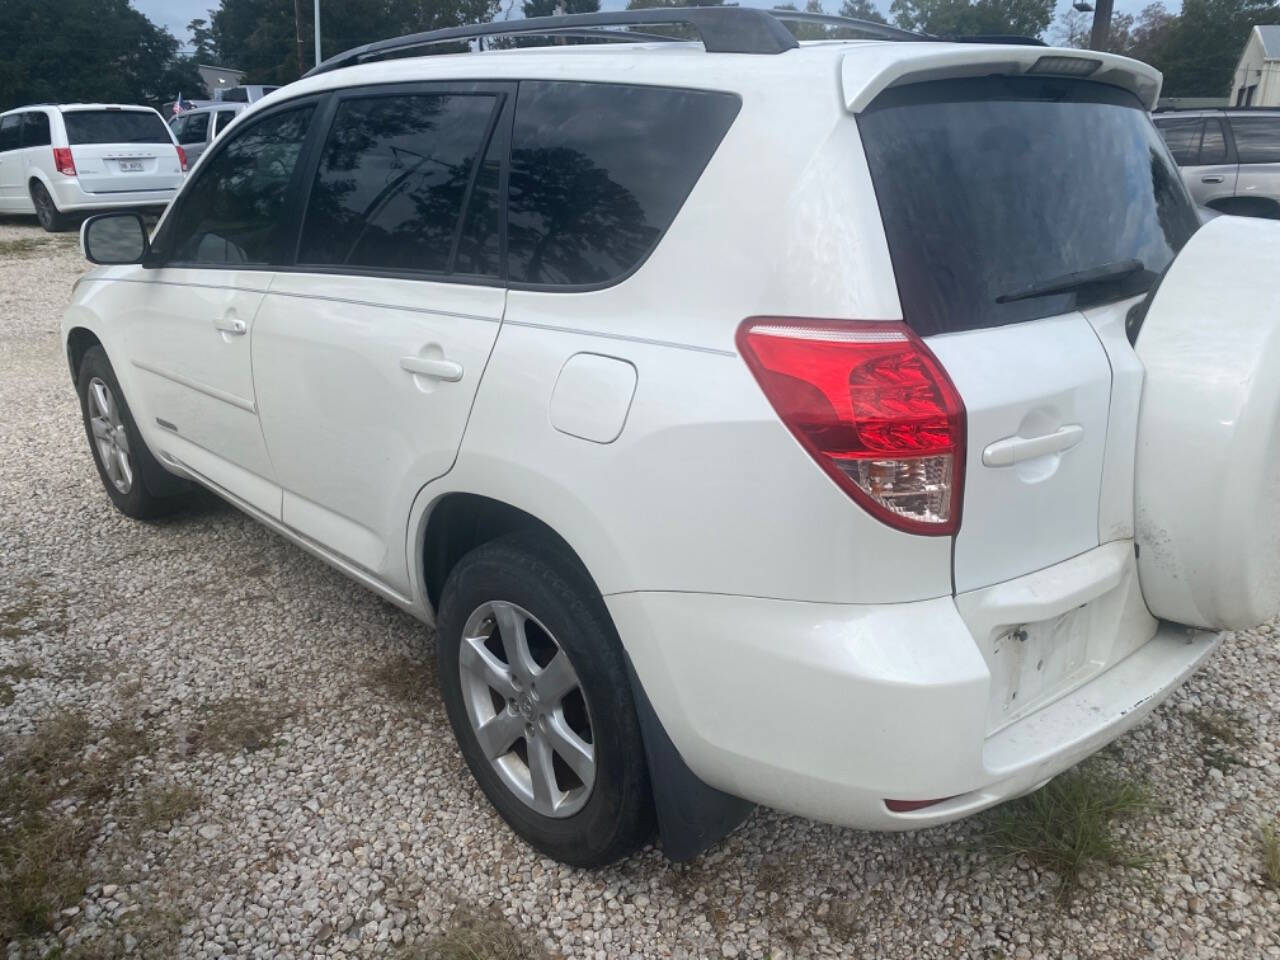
[623,655,755,861]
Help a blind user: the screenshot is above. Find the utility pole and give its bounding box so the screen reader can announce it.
[314,0,322,68]
[1088,0,1114,51]
[293,0,306,76]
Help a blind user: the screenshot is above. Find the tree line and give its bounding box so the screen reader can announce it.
[1,0,1277,111]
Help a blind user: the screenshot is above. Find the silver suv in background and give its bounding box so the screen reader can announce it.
[169,103,246,165]
[1154,108,1280,218]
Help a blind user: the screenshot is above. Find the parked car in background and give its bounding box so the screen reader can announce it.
[61,9,1280,868]
[214,84,280,104]
[1154,108,1280,218]
[170,103,246,165]
[0,104,185,231]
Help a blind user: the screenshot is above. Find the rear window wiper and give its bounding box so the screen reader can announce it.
[995,259,1146,304]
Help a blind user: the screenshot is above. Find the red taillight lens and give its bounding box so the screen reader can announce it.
[737,318,965,536]
[176,145,188,172]
[52,147,76,176]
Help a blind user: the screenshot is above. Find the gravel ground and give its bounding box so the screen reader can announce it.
[1,215,1278,959]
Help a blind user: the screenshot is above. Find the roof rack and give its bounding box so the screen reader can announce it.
[305,7,927,77]
[945,34,1046,46]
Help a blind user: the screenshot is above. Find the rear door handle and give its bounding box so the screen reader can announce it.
[213,316,246,335]
[400,355,463,382]
[1201,175,1225,184]
[983,424,1084,467]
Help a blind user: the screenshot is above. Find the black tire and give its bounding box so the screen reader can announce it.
[76,346,186,519]
[30,181,72,232]
[436,532,654,866]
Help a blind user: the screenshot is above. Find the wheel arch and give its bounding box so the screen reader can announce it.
[419,491,603,620]
[66,325,103,385]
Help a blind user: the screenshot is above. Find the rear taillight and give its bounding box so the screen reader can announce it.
[176,145,188,172]
[737,318,965,536]
[52,147,76,176]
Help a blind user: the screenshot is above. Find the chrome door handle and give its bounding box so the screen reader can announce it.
[213,316,246,335]
[983,424,1084,467]
[400,355,463,382]
[1201,175,1225,184]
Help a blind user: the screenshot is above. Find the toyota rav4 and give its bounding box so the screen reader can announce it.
[61,8,1280,867]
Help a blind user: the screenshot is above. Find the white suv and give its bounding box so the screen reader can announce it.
[0,104,185,232]
[61,9,1280,867]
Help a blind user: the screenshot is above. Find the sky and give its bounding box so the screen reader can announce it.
[136,0,1183,53]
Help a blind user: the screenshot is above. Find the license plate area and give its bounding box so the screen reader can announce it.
[118,160,144,172]
[986,606,1094,734]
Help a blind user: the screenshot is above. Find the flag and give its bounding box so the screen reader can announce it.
[173,93,189,116]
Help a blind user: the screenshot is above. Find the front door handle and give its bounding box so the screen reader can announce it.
[983,424,1084,467]
[400,355,463,382]
[213,316,246,335]
[1201,175,1225,184]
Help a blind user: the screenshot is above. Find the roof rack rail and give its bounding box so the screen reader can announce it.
[305,7,930,77]
[945,34,1047,46]
[765,10,930,43]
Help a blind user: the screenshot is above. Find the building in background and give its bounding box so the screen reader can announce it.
[197,64,245,101]
[1232,25,1280,107]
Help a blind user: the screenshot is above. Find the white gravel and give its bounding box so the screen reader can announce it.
[1,215,1278,958]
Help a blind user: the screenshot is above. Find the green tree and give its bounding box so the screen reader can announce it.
[889,0,1055,37]
[776,0,833,40]
[0,0,205,110]
[188,17,218,63]
[625,0,724,8]
[211,0,500,84]
[522,0,600,16]
[1155,0,1279,96]
[840,0,888,23]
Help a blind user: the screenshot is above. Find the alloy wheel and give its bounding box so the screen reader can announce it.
[87,377,133,494]
[458,600,596,818]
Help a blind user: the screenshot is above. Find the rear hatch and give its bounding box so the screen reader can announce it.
[856,75,1200,593]
[61,108,183,194]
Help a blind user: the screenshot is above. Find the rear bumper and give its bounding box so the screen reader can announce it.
[607,542,1220,830]
[47,177,177,212]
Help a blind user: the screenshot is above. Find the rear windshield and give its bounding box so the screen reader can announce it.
[858,77,1200,337]
[63,110,171,145]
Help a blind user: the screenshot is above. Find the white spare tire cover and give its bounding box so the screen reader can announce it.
[1135,215,1280,631]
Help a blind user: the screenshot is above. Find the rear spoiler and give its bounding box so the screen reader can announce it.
[840,45,1162,113]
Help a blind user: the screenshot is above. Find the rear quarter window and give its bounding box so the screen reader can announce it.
[1229,116,1280,164]
[63,110,171,145]
[858,77,1200,337]
[506,81,740,288]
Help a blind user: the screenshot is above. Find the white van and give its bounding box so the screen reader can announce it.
[0,104,186,231]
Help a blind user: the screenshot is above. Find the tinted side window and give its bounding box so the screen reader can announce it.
[1200,118,1228,165]
[213,110,237,136]
[507,81,741,287]
[21,112,51,148]
[163,106,314,266]
[177,113,209,145]
[454,128,502,278]
[0,116,19,153]
[299,93,498,274]
[1155,118,1203,165]
[1230,117,1280,164]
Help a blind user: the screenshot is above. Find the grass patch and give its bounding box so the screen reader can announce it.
[410,906,549,960]
[132,783,202,833]
[0,661,40,707]
[980,765,1156,891]
[1261,821,1280,891]
[1192,708,1250,776]
[0,237,54,257]
[0,579,70,641]
[196,696,291,754]
[366,654,437,718]
[0,709,157,941]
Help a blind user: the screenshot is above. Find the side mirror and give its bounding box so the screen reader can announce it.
[81,213,149,265]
